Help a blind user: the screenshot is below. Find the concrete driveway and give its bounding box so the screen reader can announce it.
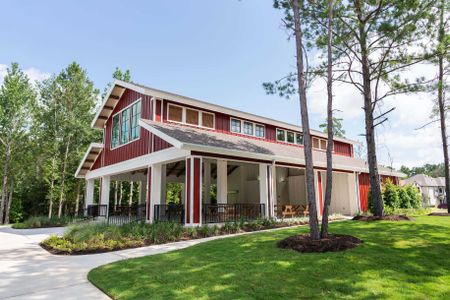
[0,225,248,300]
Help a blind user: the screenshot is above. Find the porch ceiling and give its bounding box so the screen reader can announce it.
[139,119,404,177]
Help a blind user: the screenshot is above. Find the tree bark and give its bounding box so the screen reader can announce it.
[48,177,54,219]
[75,182,81,216]
[355,0,384,216]
[437,0,450,213]
[0,146,11,224]
[119,182,123,205]
[129,181,134,207]
[58,136,71,218]
[114,181,118,211]
[292,0,320,240]
[321,0,334,238]
[4,179,13,224]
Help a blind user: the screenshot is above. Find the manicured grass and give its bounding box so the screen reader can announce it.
[89,216,450,299]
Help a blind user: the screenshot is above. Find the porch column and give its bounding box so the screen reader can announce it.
[161,164,167,204]
[185,157,202,226]
[259,164,274,218]
[146,166,152,223]
[84,179,95,216]
[149,164,163,223]
[217,159,227,204]
[203,161,211,204]
[100,175,110,218]
[315,170,324,217]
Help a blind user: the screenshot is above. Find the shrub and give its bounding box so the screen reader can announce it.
[398,186,412,208]
[196,225,219,238]
[12,216,79,229]
[405,185,422,208]
[222,221,241,234]
[148,221,183,244]
[383,179,400,209]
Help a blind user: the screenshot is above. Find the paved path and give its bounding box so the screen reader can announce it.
[0,225,264,299]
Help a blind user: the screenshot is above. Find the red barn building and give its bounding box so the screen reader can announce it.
[75,80,403,225]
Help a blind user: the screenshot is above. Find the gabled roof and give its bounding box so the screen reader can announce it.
[93,80,357,145]
[75,143,103,178]
[403,174,446,187]
[139,119,403,177]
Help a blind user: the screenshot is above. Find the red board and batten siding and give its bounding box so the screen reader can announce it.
[358,173,400,212]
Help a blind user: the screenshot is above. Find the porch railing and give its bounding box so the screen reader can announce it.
[202,203,265,223]
[107,204,146,225]
[154,204,185,224]
[87,204,108,218]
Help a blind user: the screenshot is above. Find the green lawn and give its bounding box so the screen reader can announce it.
[88,216,450,300]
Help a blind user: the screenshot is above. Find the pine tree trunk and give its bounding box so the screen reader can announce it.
[4,179,14,224]
[437,0,450,213]
[58,137,71,218]
[355,0,384,216]
[114,181,118,211]
[0,146,11,224]
[129,181,134,207]
[321,0,334,238]
[292,0,320,240]
[48,178,54,219]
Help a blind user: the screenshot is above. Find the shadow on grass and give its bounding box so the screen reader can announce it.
[88,217,450,300]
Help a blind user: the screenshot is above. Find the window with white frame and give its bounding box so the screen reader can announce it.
[287,131,295,143]
[295,133,303,145]
[255,124,265,138]
[243,121,254,135]
[111,99,141,149]
[131,101,141,140]
[277,129,286,142]
[231,118,241,133]
[167,104,215,129]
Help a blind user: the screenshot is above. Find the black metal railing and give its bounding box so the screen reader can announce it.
[154,204,185,224]
[87,204,108,218]
[107,203,146,225]
[202,203,265,223]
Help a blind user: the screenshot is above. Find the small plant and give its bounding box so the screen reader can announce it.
[222,221,241,234]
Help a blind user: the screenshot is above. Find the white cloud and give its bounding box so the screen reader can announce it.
[0,63,50,86]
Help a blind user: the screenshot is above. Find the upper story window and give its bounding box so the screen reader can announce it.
[313,137,328,150]
[277,128,303,145]
[231,118,241,133]
[167,103,215,129]
[231,118,265,138]
[111,99,141,149]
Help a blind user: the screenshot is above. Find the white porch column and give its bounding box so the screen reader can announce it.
[161,164,167,204]
[217,159,228,204]
[151,164,163,218]
[259,164,269,218]
[100,175,110,218]
[85,179,95,216]
[204,161,211,204]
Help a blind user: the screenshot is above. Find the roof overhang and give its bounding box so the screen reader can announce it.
[75,143,104,178]
[91,83,127,129]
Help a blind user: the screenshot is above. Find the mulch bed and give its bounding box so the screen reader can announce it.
[352,215,414,222]
[277,234,362,253]
[428,212,450,217]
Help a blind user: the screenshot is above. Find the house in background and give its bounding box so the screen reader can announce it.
[75,80,404,226]
[402,174,446,207]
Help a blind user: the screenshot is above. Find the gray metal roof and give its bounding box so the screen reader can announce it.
[140,119,403,177]
[403,174,446,187]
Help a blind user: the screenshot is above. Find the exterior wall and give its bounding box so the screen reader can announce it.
[358,173,401,212]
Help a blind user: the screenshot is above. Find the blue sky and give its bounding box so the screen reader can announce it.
[0,0,443,168]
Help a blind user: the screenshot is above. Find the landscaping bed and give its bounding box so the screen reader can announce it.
[277,233,362,253]
[352,214,414,221]
[41,216,343,255]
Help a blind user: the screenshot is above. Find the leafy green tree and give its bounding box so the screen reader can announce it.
[397,186,412,208]
[319,117,345,138]
[0,63,36,224]
[382,179,400,209]
[405,185,422,208]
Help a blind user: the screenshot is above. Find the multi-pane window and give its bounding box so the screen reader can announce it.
[168,105,183,122]
[287,131,295,143]
[295,133,304,145]
[121,108,130,144]
[111,115,120,148]
[312,138,320,149]
[243,121,254,135]
[202,112,214,128]
[111,99,141,149]
[255,124,265,138]
[186,109,199,125]
[277,129,285,142]
[231,118,241,133]
[320,139,327,150]
[131,101,141,140]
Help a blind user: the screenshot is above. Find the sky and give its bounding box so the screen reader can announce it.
[0,0,444,169]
